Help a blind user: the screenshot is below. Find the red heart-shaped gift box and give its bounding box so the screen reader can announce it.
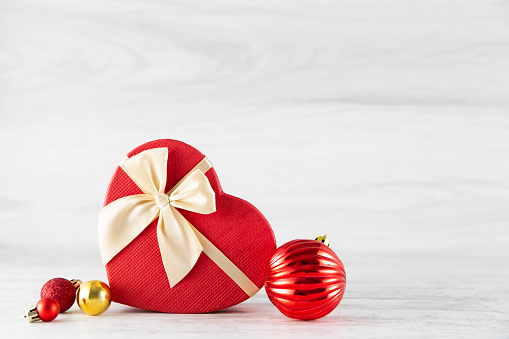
[101,139,276,313]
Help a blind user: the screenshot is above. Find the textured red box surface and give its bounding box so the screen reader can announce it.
[102,139,276,313]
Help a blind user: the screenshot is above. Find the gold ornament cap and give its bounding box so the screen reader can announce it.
[22,305,40,323]
[315,234,330,247]
[77,280,112,316]
[70,279,82,289]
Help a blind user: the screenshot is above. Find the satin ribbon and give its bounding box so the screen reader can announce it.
[98,147,259,296]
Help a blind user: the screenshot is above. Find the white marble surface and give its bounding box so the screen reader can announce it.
[1,0,508,337]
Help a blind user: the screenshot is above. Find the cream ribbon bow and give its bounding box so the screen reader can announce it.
[98,147,216,287]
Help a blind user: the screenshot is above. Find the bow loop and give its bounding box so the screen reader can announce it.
[169,170,216,213]
[120,147,168,195]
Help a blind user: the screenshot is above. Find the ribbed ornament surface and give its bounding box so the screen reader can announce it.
[265,239,346,320]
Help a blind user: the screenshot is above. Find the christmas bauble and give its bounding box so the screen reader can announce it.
[36,298,60,322]
[76,280,111,315]
[41,278,76,312]
[265,236,346,320]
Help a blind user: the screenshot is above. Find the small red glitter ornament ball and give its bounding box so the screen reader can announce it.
[36,298,60,321]
[41,278,76,312]
[264,235,346,320]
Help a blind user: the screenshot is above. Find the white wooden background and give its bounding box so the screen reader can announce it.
[1,0,508,337]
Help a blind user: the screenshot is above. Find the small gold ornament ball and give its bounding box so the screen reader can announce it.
[76,280,112,316]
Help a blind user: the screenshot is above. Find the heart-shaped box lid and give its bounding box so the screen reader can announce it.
[100,139,277,313]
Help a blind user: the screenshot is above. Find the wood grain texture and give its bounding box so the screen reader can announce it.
[0,0,508,337]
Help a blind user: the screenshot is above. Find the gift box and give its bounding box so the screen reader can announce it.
[98,139,276,313]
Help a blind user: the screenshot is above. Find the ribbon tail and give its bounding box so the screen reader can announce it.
[158,205,204,287]
[98,195,160,265]
[188,224,260,297]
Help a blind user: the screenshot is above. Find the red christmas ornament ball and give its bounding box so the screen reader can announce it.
[36,298,60,322]
[41,278,76,312]
[265,239,346,320]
